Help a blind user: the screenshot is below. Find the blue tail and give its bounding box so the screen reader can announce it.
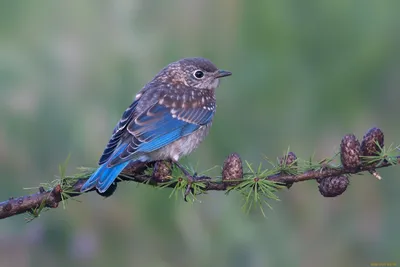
[81,161,130,193]
[81,143,130,193]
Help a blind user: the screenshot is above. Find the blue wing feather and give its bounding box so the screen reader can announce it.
[98,100,138,165]
[131,103,213,152]
[138,123,199,152]
[108,101,214,166]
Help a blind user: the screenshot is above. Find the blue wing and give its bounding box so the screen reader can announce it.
[107,99,214,166]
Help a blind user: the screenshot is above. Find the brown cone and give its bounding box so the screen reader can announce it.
[152,161,172,183]
[279,152,297,188]
[279,152,297,167]
[361,127,384,157]
[222,153,243,185]
[340,134,361,170]
[318,175,349,197]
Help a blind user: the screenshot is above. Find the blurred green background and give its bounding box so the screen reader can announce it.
[1,0,400,266]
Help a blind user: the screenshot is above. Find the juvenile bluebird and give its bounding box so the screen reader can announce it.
[81,57,231,197]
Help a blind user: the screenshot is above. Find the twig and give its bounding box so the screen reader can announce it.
[0,156,398,220]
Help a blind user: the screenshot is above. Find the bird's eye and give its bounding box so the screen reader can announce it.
[193,70,204,79]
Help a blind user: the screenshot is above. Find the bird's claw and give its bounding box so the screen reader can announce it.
[171,160,211,201]
[183,175,211,202]
[184,178,193,202]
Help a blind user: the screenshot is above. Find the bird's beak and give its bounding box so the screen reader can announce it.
[215,69,232,78]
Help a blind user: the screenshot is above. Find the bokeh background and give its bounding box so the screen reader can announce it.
[1,1,400,266]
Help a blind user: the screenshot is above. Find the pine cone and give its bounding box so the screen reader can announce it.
[279,152,297,166]
[123,161,148,175]
[279,152,297,188]
[318,176,349,197]
[361,127,384,157]
[222,153,243,185]
[152,161,172,183]
[340,134,361,170]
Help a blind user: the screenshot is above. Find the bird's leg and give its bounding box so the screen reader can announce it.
[172,160,210,201]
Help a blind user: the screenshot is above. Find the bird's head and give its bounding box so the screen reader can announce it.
[156,57,232,90]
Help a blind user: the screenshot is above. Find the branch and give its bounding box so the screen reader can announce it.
[0,127,397,220]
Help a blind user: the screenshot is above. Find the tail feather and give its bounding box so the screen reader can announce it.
[81,162,130,193]
[81,143,130,193]
[97,162,129,192]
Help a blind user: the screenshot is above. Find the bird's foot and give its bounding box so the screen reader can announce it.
[183,175,211,202]
[172,160,210,201]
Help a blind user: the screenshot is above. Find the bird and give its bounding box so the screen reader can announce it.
[80,57,232,197]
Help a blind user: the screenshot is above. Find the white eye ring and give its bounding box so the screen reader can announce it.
[193,70,205,79]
